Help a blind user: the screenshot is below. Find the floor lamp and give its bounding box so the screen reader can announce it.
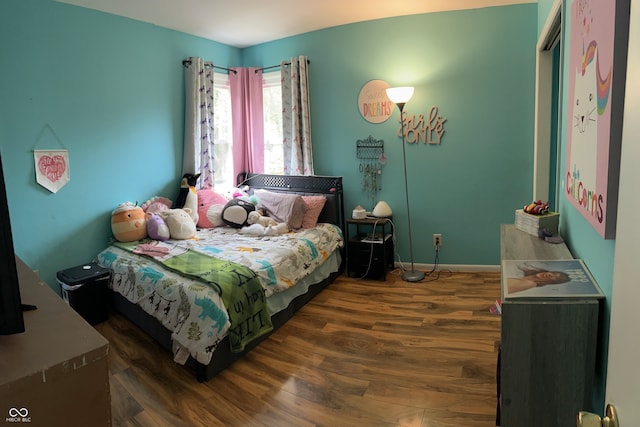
[386,87,425,282]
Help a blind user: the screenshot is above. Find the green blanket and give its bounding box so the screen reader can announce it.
[115,241,273,353]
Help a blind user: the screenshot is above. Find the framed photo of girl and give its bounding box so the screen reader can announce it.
[501,259,604,299]
[565,0,631,239]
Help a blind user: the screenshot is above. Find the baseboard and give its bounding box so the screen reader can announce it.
[394,262,500,273]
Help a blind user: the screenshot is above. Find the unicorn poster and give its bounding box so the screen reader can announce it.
[566,0,629,239]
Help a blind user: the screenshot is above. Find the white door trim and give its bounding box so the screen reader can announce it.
[533,0,562,202]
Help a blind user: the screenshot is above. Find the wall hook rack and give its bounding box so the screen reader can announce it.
[356,136,385,207]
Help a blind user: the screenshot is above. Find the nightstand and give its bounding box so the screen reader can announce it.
[346,217,394,280]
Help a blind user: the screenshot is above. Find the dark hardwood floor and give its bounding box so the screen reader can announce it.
[95,270,502,427]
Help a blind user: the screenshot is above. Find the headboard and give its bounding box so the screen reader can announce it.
[243,174,344,233]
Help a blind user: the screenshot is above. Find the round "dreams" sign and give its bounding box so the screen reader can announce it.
[358,79,394,124]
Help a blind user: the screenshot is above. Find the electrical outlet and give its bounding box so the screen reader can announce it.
[433,233,442,249]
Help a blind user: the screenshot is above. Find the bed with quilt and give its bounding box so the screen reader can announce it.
[95,174,344,381]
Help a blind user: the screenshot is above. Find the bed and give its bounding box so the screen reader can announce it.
[95,174,344,382]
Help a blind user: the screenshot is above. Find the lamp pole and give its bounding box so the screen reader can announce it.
[396,102,425,282]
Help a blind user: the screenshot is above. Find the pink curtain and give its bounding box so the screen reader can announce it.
[229,68,264,180]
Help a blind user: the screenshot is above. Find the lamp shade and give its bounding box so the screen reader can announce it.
[372,200,392,218]
[386,87,414,104]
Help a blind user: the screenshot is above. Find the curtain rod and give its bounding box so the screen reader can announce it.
[182,59,237,74]
[255,59,310,74]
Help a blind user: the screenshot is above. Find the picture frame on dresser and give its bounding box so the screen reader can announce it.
[501,259,604,299]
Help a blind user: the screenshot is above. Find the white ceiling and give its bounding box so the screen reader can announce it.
[55,0,534,48]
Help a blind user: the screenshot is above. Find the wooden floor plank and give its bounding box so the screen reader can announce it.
[96,271,501,426]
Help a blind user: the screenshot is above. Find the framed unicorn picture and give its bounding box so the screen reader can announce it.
[565,0,631,239]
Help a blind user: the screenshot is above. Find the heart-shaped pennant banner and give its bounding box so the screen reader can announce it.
[34,150,70,193]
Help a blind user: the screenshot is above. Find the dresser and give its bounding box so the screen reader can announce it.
[0,257,111,427]
[499,224,602,427]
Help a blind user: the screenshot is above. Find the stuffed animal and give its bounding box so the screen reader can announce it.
[174,173,200,224]
[111,202,147,242]
[240,222,289,236]
[247,210,278,227]
[230,186,259,206]
[221,198,256,228]
[524,200,550,215]
[159,208,196,239]
[141,196,172,214]
[146,212,170,241]
[197,189,228,228]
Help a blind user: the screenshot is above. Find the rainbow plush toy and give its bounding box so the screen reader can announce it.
[523,200,550,215]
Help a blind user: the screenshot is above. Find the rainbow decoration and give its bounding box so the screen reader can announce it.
[582,40,612,115]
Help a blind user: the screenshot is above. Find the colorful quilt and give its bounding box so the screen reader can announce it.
[95,223,343,365]
[113,240,273,354]
[182,223,343,297]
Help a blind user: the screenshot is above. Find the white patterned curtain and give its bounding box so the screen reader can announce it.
[281,56,314,175]
[183,57,215,189]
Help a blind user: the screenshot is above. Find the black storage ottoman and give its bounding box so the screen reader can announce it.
[57,263,111,325]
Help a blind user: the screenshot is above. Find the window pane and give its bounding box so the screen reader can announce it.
[213,72,234,193]
[263,71,283,175]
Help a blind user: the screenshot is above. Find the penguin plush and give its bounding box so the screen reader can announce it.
[174,173,200,224]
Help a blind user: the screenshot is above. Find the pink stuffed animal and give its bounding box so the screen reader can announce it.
[196,189,229,228]
[141,196,172,214]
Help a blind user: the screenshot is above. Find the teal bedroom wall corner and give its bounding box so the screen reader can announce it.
[0,0,241,293]
[242,4,538,268]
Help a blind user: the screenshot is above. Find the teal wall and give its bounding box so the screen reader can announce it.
[243,4,538,269]
[0,0,240,291]
[538,0,617,412]
[0,0,617,410]
[1,1,538,292]
[537,0,558,37]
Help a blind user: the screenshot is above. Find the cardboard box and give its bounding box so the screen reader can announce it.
[0,258,111,427]
[515,209,560,236]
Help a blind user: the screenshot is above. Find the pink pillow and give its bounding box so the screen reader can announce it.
[301,196,327,229]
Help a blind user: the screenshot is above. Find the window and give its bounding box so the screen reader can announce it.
[213,72,234,193]
[262,71,284,175]
[212,70,283,193]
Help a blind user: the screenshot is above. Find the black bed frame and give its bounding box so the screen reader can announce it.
[110,174,344,382]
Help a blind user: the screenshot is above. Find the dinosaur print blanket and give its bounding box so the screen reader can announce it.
[95,223,343,365]
[112,240,273,354]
